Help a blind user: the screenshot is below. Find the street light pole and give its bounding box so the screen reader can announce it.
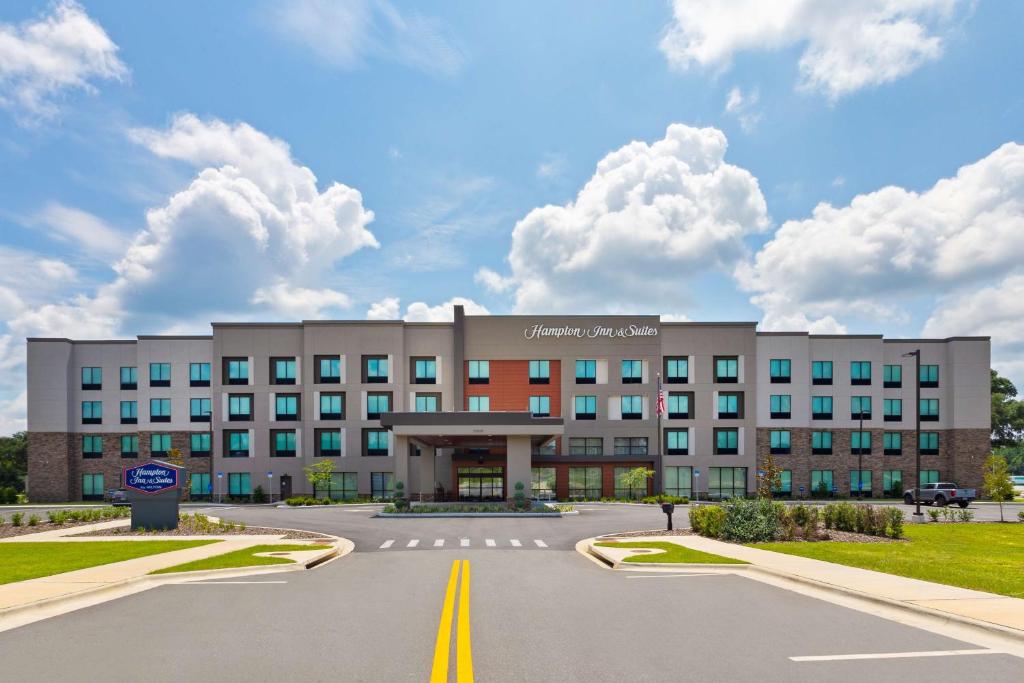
[903,350,923,521]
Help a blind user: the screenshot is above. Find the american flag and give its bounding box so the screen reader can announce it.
[656,374,666,418]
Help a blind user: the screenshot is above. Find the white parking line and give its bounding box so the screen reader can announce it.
[625,574,717,579]
[188,581,288,585]
[434,539,445,547]
[379,540,394,549]
[485,539,496,547]
[510,539,522,547]
[534,539,548,548]
[460,538,470,547]
[790,649,994,662]
[407,539,419,548]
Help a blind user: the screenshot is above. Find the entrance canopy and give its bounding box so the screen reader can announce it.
[378,411,563,450]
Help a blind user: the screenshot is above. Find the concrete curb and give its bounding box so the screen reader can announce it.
[587,541,750,570]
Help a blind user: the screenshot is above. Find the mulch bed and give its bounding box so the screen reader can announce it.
[598,528,902,543]
[0,518,126,539]
[601,529,694,538]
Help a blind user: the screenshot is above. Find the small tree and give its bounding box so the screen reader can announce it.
[162,447,189,501]
[393,481,409,511]
[512,481,528,510]
[756,453,782,500]
[303,460,334,499]
[619,467,654,500]
[983,453,1014,522]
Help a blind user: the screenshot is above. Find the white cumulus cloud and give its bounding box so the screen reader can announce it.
[724,86,761,132]
[366,296,489,322]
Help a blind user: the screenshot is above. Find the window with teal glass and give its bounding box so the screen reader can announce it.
[274,431,297,454]
[529,360,550,381]
[81,401,102,423]
[919,364,939,386]
[715,428,738,452]
[769,358,791,381]
[366,357,388,381]
[717,393,739,417]
[666,357,688,382]
[366,430,389,454]
[227,431,249,456]
[715,357,738,381]
[666,429,689,454]
[811,395,832,418]
[919,470,939,485]
[319,357,341,382]
[319,430,342,454]
[229,395,251,418]
[82,435,103,456]
[228,473,251,496]
[883,398,902,419]
[774,470,792,494]
[850,470,871,493]
[191,433,211,454]
[468,396,490,411]
[227,359,248,382]
[149,398,170,419]
[529,395,550,416]
[811,430,832,452]
[621,359,642,382]
[120,435,138,456]
[274,358,296,383]
[81,367,102,388]
[851,431,871,452]
[149,362,171,382]
[575,359,596,382]
[769,430,790,452]
[883,432,902,453]
[770,394,791,417]
[883,364,902,386]
[575,395,597,418]
[663,466,692,497]
[468,360,489,382]
[414,358,436,381]
[850,361,871,383]
[320,393,343,418]
[151,433,171,453]
[120,366,137,388]
[415,394,439,412]
[811,361,832,383]
[667,393,689,417]
[83,473,104,499]
[851,395,871,418]
[811,470,834,493]
[620,395,642,418]
[191,473,211,496]
[120,400,137,420]
[920,431,939,453]
[189,362,211,384]
[708,466,746,499]
[366,393,389,416]
[883,470,903,495]
[190,398,211,418]
[275,395,298,419]
[920,398,939,419]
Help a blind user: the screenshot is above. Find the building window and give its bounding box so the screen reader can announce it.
[120,400,137,425]
[614,437,648,456]
[621,360,643,384]
[533,440,556,456]
[620,395,642,420]
[851,430,871,455]
[883,398,902,422]
[189,362,211,387]
[665,357,688,384]
[190,398,211,422]
[709,467,746,499]
[81,401,102,425]
[81,367,102,390]
[120,366,137,390]
[920,364,939,388]
[531,468,556,500]
[851,470,872,496]
[317,356,342,383]
[774,470,792,496]
[364,356,389,383]
[770,394,791,419]
[811,470,834,496]
[714,428,739,455]
[272,358,297,385]
[411,394,437,413]
[271,430,297,457]
[275,394,299,421]
[82,435,103,458]
[151,433,171,456]
[529,395,550,417]
[320,393,344,420]
[529,360,550,384]
[228,473,251,497]
[121,435,138,458]
[190,433,211,457]
[364,429,389,456]
[225,358,249,385]
[82,473,104,501]
[371,472,394,499]
[568,437,602,456]
[883,431,902,455]
[150,362,171,387]
[883,470,903,497]
[666,429,689,455]
[191,473,212,498]
[366,393,389,419]
[225,431,249,457]
[228,394,252,421]
[614,467,648,499]
[575,359,597,384]
[317,472,358,500]
[920,431,939,455]
[468,360,489,384]
[811,430,833,454]
[413,358,437,384]
[883,364,902,388]
[714,356,738,383]
[920,399,939,422]
[667,392,691,419]
[851,396,872,420]
[663,466,692,498]
[811,396,833,420]
[717,393,741,419]
[317,429,342,456]
[574,395,597,420]
[149,398,171,423]
[769,358,791,383]
[811,361,833,385]
[919,470,940,485]
[850,361,871,385]
[568,467,602,500]
[770,430,791,454]
[468,395,490,412]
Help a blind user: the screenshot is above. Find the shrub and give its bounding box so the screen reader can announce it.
[824,502,857,532]
[513,481,528,511]
[252,485,267,504]
[1018,510,1024,522]
[28,514,40,526]
[552,504,574,512]
[928,509,941,522]
[791,504,811,527]
[11,512,24,526]
[47,510,68,525]
[0,486,17,504]
[393,482,409,512]
[885,507,904,539]
[689,504,726,538]
[720,499,781,543]
[941,507,955,522]
[778,508,796,541]
[957,509,974,523]
[802,506,821,540]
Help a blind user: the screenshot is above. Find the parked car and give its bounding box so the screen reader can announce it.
[904,482,975,508]
[1011,475,1024,497]
[105,488,130,506]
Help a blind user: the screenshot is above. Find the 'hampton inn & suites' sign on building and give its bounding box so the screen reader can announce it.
[523,323,659,340]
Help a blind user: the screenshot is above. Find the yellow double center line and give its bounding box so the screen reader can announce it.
[430,559,473,682]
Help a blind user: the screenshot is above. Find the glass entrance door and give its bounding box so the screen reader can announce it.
[457,467,504,501]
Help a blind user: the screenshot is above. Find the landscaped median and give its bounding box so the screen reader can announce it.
[593,540,747,567]
[0,540,218,584]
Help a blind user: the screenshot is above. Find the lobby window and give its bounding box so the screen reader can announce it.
[366,393,390,419]
[319,472,358,501]
[372,472,394,499]
[883,399,902,422]
[614,467,648,499]
[920,431,939,455]
[120,400,137,425]
[614,437,648,456]
[120,366,137,390]
[665,357,688,384]
[190,398,211,422]
[275,394,299,421]
[709,467,747,499]
[533,440,556,456]
[769,358,791,383]
[468,360,489,384]
[225,358,249,385]
[82,400,102,425]
[620,395,642,420]
[225,431,249,457]
[190,362,211,387]
[317,356,342,384]
[770,430,791,455]
[850,361,871,385]
[665,429,689,455]
[811,430,833,455]
[811,361,833,385]
[774,470,793,496]
[190,433,211,457]
[770,394,791,419]
[574,395,597,420]
[920,364,939,388]
[851,396,872,420]
[920,398,940,422]
[883,364,902,388]
[82,473,104,501]
[529,360,550,384]
[150,362,171,387]
[191,473,211,499]
[919,470,940,485]
[82,435,103,458]
[667,392,691,419]
[413,358,437,384]
[81,367,102,390]
[320,393,344,420]
[228,473,252,497]
[717,392,741,419]
[468,396,490,412]
[364,429,389,456]
[851,470,872,496]
[883,431,902,455]
[621,360,643,384]
[568,437,602,456]
[531,468,556,500]
[151,433,171,456]
[272,357,297,385]
[714,356,738,383]
[149,398,171,423]
[529,395,550,417]
[811,396,833,420]
[120,435,138,458]
[317,429,342,456]
[416,394,440,413]
[228,394,252,421]
[364,356,389,383]
[272,430,297,457]
[663,466,692,498]
[568,467,601,500]
[851,430,871,455]
[811,470,834,496]
[575,359,597,384]
[714,428,739,455]
[883,470,903,497]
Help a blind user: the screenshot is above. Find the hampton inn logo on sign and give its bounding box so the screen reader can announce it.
[123,462,179,494]
[523,323,659,340]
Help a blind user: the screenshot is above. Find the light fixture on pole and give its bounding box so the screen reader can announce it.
[903,350,924,523]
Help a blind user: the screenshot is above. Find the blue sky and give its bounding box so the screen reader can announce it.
[0,0,1022,433]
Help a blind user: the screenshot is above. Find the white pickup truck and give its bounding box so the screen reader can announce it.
[904,482,976,508]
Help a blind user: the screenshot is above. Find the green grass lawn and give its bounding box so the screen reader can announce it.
[0,540,218,584]
[595,541,747,565]
[151,544,324,574]
[752,524,1024,598]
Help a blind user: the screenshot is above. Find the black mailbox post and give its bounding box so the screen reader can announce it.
[661,502,675,531]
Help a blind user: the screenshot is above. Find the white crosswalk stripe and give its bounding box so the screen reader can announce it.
[460,538,470,547]
[534,539,547,548]
[434,539,444,547]
[376,538,548,550]
[485,539,496,547]
[407,539,419,548]
[510,539,522,547]
[379,540,394,549]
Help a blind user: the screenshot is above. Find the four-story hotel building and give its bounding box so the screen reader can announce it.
[25,307,990,502]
